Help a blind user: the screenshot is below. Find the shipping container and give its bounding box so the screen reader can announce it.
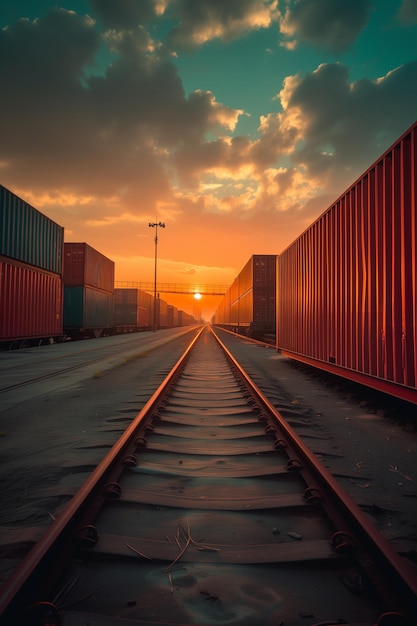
[277,120,417,404]
[178,310,194,326]
[63,286,115,337]
[157,297,168,329]
[0,257,63,348]
[213,254,276,339]
[114,288,152,330]
[0,184,64,275]
[63,243,114,293]
[167,304,178,328]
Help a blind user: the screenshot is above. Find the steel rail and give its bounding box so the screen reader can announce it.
[0,326,206,623]
[210,326,417,616]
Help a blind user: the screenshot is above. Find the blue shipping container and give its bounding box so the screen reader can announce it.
[64,286,114,330]
[0,184,64,275]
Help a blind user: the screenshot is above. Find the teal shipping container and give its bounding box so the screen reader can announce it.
[63,286,114,334]
[0,184,64,275]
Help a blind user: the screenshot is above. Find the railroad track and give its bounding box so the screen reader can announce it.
[0,326,416,625]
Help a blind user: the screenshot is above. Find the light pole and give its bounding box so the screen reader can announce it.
[148,221,165,332]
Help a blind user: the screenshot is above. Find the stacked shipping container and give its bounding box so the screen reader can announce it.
[114,288,194,331]
[0,185,64,347]
[114,288,152,330]
[167,304,179,328]
[63,243,115,337]
[213,254,276,338]
[178,310,195,326]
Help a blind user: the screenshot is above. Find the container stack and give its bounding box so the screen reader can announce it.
[167,304,179,328]
[213,254,276,339]
[114,288,152,331]
[178,310,194,327]
[63,242,115,337]
[0,184,64,347]
[157,297,168,329]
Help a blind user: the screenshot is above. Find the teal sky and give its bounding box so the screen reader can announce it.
[1,1,416,315]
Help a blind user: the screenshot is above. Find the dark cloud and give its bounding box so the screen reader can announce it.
[166,0,278,50]
[397,0,417,22]
[0,8,100,179]
[280,0,373,54]
[0,8,240,197]
[0,8,99,85]
[87,0,156,29]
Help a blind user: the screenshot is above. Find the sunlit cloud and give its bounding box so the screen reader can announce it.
[15,189,97,209]
[166,0,279,50]
[86,212,150,227]
[194,90,245,132]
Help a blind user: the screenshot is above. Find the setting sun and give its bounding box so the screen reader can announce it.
[194,293,202,300]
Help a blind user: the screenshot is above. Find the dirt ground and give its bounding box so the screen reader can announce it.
[231,339,417,561]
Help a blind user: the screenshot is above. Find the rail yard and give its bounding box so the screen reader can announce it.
[1,120,417,624]
[0,326,416,625]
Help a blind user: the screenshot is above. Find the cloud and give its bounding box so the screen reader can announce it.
[178,266,198,275]
[166,0,279,50]
[279,0,373,54]
[0,9,242,202]
[271,61,417,188]
[172,59,417,223]
[87,0,157,29]
[397,0,417,22]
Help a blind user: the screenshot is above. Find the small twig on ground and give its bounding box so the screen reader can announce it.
[166,518,220,571]
[125,542,152,560]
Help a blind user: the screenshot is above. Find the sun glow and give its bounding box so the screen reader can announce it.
[194,292,202,300]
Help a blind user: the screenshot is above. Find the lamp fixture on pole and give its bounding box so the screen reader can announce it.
[148,221,165,332]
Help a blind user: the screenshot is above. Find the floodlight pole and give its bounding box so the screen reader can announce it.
[149,221,165,332]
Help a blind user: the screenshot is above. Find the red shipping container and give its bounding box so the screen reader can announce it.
[167,305,178,328]
[63,243,114,293]
[157,297,168,328]
[178,310,194,326]
[213,255,276,336]
[277,121,417,404]
[0,258,63,344]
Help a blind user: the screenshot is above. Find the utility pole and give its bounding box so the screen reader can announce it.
[148,222,165,331]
